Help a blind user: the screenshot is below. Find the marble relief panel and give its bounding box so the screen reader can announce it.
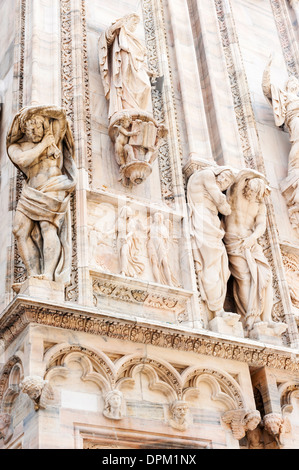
[87,196,182,287]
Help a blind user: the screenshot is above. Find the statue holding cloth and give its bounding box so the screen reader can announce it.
[7,105,77,285]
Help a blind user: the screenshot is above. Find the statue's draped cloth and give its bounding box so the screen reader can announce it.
[187,174,230,312]
[7,106,77,284]
[99,23,153,119]
[224,232,272,322]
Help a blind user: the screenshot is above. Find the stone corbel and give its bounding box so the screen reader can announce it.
[168,400,190,431]
[19,375,55,411]
[222,409,261,441]
[262,412,291,448]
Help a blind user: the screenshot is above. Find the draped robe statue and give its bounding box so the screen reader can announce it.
[7,105,77,285]
[187,166,234,318]
[99,13,154,120]
[99,13,166,187]
[223,169,286,336]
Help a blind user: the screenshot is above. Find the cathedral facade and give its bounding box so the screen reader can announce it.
[1,0,299,449]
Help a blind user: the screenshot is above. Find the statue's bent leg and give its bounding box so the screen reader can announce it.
[261,281,274,324]
[13,210,40,277]
[39,220,61,281]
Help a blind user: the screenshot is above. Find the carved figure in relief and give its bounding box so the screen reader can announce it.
[0,413,14,444]
[103,390,123,420]
[99,13,166,187]
[7,105,77,285]
[222,408,261,441]
[116,206,144,278]
[187,166,235,318]
[20,375,54,411]
[262,412,291,448]
[263,56,299,234]
[113,113,140,166]
[223,170,285,335]
[147,212,179,287]
[168,400,190,431]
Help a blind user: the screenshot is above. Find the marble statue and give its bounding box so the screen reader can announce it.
[147,212,179,287]
[222,409,261,441]
[223,169,286,336]
[99,13,167,187]
[168,400,189,431]
[187,166,235,319]
[103,390,123,420]
[99,13,155,119]
[116,206,144,278]
[7,105,77,286]
[262,56,299,235]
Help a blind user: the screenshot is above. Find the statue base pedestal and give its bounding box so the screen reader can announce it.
[249,321,288,345]
[209,312,244,338]
[12,278,65,303]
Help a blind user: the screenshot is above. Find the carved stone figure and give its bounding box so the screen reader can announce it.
[147,212,179,287]
[99,13,167,186]
[168,400,190,431]
[99,13,155,118]
[0,413,14,444]
[262,56,299,234]
[262,412,291,448]
[223,169,287,337]
[116,206,144,278]
[247,426,264,449]
[20,375,54,411]
[103,390,123,420]
[187,166,235,318]
[222,409,261,441]
[7,105,77,286]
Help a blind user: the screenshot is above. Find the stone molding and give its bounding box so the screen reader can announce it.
[0,297,298,373]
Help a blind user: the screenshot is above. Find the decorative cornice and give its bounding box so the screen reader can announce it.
[0,296,299,373]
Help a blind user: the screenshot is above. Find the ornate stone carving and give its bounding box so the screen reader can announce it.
[168,400,190,431]
[187,165,235,319]
[19,375,54,411]
[98,13,167,186]
[7,105,77,288]
[116,206,144,278]
[222,409,261,441]
[223,169,287,338]
[0,413,14,444]
[282,250,299,308]
[147,212,180,287]
[103,390,124,420]
[91,272,189,321]
[1,301,299,373]
[262,412,291,448]
[60,0,78,302]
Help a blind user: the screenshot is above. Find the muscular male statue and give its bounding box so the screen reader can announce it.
[7,105,77,284]
[223,170,276,333]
